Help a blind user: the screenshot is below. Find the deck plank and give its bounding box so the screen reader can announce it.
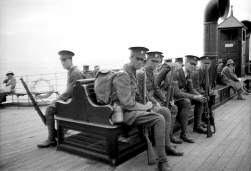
[0,95,250,171]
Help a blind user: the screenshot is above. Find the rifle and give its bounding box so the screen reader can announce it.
[165,66,175,109]
[142,70,157,165]
[204,66,213,138]
[144,127,157,165]
[20,78,46,125]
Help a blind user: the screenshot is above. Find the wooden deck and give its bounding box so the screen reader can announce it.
[0,95,250,171]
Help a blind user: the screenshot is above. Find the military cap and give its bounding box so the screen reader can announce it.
[58,50,75,60]
[146,51,163,59]
[129,47,149,59]
[185,55,200,65]
[164,57,172,63]
[200,55,215,64]
[218,58,223,63]
[83,65,89,67]
[175,57,183,63]
[6,71,14,76]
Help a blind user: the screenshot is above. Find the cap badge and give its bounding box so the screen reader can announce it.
[141,51,144,54]
[155,54,158,57]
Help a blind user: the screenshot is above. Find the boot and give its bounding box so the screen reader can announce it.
[180,132,195,143]
[165,146,184,156]
[157,161,172,171]
[37,115,57,148]
[237,89,246,100]
[200,122,207,128]
[193,125,207,134]
[170,135,183,144]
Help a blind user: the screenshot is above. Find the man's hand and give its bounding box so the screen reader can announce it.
[193,95,207,103]
[145,101,153,110]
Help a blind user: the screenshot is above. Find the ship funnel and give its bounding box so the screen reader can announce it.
[204,0,230,56]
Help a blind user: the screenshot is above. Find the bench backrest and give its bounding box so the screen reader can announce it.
[76,79,114,125]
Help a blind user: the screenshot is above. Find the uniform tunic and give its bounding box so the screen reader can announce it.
[112,63,167,162]
[49,66,83,109]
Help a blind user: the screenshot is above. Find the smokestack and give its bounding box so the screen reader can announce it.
[204,0,230,56]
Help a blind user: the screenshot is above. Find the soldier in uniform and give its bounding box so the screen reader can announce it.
[174,57,184,68]
[37,50,83,148]
[164,55,207,143]
[92,65,100,77]
[112,47,172,171]
[156,57,173,87]
[190,56,218,126]
[82,65,94,78]
[156,54,165,72]
[137,51,184,155]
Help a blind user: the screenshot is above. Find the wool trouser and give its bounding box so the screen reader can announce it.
[153,106,172,146]
[45,106,57,141]
[175,99,190,133]
[191,100,203,128]
[133,113,167,163]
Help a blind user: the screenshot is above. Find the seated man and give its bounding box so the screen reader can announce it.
[137,51,183,155]
[190,56,218,126]
[216,59,225,85]
[37,50,83,148]
[0,71,16,103]
[221,59,247,100]
[164,55,207,142]
[113,47,172,171]
[82,65,95,78]
[156,57,172,87]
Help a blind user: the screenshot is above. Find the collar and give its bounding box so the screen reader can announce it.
[123,63,136,75]
[68,66,77,73]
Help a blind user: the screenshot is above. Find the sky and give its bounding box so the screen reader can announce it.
[0,0,251,76]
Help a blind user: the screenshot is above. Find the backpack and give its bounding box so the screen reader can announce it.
[94,69,117,105]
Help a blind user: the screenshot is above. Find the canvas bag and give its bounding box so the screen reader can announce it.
[94,69,128,124]
[94,69,117,105]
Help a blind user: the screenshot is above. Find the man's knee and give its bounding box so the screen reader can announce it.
[155,107,171,121]
[45,106,57,117]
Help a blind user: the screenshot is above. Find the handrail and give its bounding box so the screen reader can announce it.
[0,72,69,105]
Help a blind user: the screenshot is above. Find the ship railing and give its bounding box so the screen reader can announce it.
[0,72,68,105]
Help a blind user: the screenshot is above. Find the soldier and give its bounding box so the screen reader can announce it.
[156,54,165,72]
[37,50,83,148]
[164,55,207,143]
[137,51,184,155]
[190,56,218,125]
[112,47,172,171]
[82,65,94,78]
[92,65,100,77]
[174,57,184,68]
[156,57,173,87]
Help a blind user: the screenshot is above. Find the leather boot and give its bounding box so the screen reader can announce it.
[157,161,172,171]
[237,89,246,100]
[200,122,207,128]
[193,125,207,134]
[180,132,195,143]
[170,135,183,144]
[165,146,184,156]
[37,115,57,148]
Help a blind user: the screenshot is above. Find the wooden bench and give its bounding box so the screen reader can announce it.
[55,79,146,166]
[54,78,235,166]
